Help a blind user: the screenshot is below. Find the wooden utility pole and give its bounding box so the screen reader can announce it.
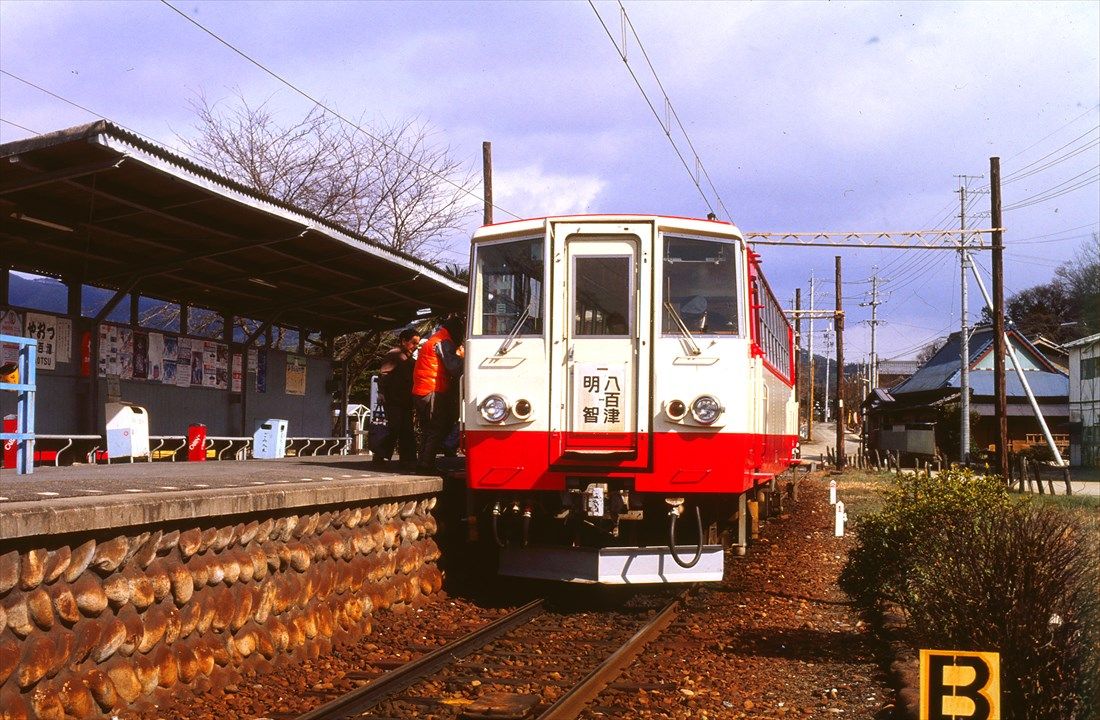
[835,256,845,469]
[482,141,494,226]
[991,157,1008,479]
[795,288,803,436]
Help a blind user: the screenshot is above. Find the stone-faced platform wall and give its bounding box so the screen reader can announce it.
[0,495,442,719]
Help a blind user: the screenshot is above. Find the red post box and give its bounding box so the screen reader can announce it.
[2,415,15,470]
[187,424,207,462]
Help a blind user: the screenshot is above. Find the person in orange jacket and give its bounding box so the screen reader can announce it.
[411,317,465,474]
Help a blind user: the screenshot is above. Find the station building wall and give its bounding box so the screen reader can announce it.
[1,310,335,439]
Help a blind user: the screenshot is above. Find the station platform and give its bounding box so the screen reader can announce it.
[0,456,441,539]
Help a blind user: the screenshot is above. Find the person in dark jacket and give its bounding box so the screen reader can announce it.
[374,328,420,467]
[412,317,465,474]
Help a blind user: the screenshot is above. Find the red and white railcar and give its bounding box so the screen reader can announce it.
[464,215,797,583]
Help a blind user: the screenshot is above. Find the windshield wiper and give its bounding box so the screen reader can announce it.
[496,306,531,356]
[664,301,701,356]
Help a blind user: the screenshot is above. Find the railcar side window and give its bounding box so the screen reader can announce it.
[662,236,739,335]
[752,272,792,381]
[472,237,544,336]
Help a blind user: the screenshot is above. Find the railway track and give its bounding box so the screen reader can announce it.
[294,589,690,720]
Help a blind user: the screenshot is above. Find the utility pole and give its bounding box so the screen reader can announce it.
[482,141,494,225]
[956,174,982,464]
[859,271,883,390]
[835,256,845,469]
[823,323,833,423]
[807,272,816,442]
[991,157,1009,479]
[795,288,803,437]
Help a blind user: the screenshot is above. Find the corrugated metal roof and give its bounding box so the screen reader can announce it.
[0,121,467,333]
[890,327,1068,398]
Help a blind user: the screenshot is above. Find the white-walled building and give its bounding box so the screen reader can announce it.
[1065,333,1100,467]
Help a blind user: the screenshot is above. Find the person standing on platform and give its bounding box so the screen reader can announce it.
[373,328,420,468]
[412,317,465,474]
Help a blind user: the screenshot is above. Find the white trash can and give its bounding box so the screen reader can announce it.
[106,402,151,460]
[253,419,288,459]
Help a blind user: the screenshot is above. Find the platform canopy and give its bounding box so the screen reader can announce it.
[0,120,467,334]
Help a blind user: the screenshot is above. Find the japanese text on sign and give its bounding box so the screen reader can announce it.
[573,363,626,431]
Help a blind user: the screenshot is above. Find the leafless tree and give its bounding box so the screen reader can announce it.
[178,91,477,260]
[916,338,946,366]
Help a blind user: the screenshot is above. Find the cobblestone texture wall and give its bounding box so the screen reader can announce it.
[0,496,442,719]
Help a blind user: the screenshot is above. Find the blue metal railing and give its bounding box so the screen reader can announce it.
[0,334,37,475]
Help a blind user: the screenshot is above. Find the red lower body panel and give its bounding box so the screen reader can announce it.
[466,430,798,494]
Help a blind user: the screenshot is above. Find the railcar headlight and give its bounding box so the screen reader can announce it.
[512,398,532,420]
[664,399,687,421]
[479,394,509,423]
[691,395,722,425]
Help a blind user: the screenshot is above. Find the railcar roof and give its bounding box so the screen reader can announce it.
[472,214,743,241]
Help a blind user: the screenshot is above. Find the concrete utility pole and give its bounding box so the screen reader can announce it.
[859,272,883,390]
[807,272,816,441]
[991,157,1009,479]
[835,256,845,469]
[823,323,833,423]
[795,288,803,437]
[482,141,494,226]
[956,174,982,464]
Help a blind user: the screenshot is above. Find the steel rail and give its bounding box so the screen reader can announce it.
[295,598,545,720]
[536,591,687,720]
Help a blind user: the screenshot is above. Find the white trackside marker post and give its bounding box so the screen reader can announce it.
[829,479,837,505]
[834,500,846,537]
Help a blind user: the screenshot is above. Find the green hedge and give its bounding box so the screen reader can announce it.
[840,469,1099,719]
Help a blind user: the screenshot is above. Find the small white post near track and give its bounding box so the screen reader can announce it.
[834,500,847,537]
[828,478,837,505]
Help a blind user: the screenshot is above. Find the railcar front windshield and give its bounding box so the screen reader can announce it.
[661,235,740,336]
[471,236,544,336]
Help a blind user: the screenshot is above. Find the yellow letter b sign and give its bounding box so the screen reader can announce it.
[920,650,1000,720]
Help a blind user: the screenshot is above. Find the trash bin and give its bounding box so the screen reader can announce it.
[187,423,208,462]
[106,402,150,460]
[253,419,288,459]
[2,415,15,470]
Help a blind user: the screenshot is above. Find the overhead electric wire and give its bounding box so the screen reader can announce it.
[588,0,730,221]
[1003,166,1100,211]
[158,0,519,221]
[1,69,224,170]
[0,117,40,135]
[1004,103,1100,163]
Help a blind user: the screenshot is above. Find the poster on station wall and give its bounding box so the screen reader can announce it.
[118,328,133,380]
[256,350,267,393]
[162,335,177,384]
[285,355,307,395]
[1,310,23,365]
[98,323,121,377]
[147,332,164,382]
[22,312,70,370]
[200,341,214,388]
[176,338,192,387]
[215,344,229,390]
[132,331,149,380]
[231,353,243,393]
[247,348,258,372]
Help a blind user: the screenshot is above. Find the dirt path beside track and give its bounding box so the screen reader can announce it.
[580,474,894,719]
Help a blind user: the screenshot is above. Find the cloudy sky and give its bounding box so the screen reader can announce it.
[2,0,1097,361]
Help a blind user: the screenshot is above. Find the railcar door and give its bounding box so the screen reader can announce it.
[548,222,652,466]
